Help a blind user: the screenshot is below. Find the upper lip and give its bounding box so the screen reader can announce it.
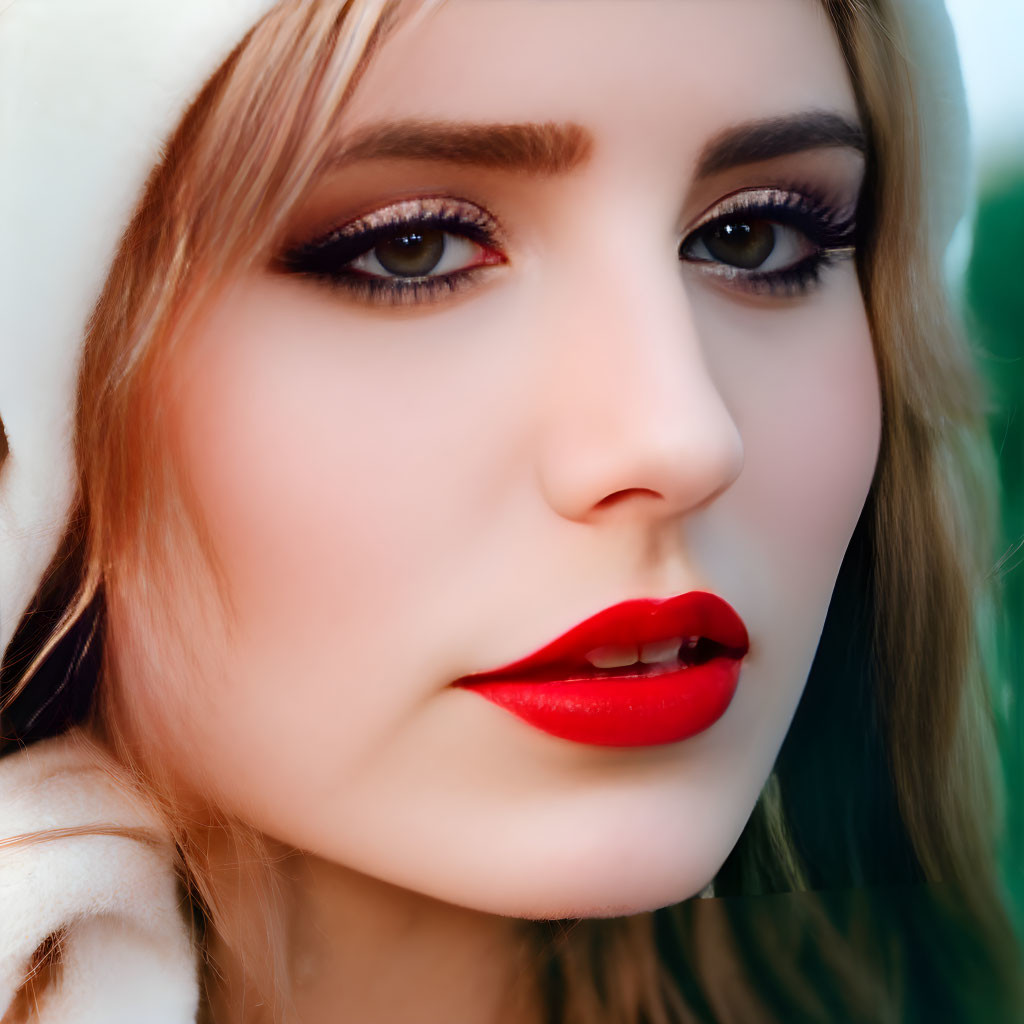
[455,591,749,683]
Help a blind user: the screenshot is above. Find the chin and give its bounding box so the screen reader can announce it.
[527,867,717,920]
[474,873,715,921]
[420,840,728,921]
[515,888,710,922]
[477,798,746,919]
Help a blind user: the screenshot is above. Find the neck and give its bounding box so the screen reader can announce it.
[202,845,543,1024]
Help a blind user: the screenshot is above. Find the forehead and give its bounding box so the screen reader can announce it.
[345,0,857,153]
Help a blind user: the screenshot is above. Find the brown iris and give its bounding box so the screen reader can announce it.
[375,229,446,276]
[704,220,775,270]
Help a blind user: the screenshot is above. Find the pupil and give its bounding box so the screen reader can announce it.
[375,229,446,277]
[705,220,775,270]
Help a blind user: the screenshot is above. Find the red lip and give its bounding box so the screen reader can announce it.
[452,591,749,747]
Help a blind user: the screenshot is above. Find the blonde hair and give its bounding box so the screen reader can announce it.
[3,0,1021,1020]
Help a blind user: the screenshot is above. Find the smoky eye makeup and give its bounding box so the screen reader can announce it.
[275,196,507,308]
[275,177,862,310]
[679,185,861,298]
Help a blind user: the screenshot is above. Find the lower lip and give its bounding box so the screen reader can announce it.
[456,657,743,747]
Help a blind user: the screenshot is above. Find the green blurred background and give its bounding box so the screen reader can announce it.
[967,160,1024,937]
[943,0,1024,941]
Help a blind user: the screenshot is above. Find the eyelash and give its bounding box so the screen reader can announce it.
[679,186,859,297]
[277,188,858,307]
[277,197,504,308]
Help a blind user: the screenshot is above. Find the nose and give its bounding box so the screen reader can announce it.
[534,260,744,527]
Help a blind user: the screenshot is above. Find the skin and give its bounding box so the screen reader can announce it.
[109,1,880,1019]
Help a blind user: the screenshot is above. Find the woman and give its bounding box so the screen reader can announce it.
[0,0,1019,1021]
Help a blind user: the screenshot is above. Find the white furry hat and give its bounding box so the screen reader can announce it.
[0,0,278,663]
[0,0,970,663]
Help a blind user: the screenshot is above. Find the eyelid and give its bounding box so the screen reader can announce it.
[303,195,505,252]
[689,186,839,233]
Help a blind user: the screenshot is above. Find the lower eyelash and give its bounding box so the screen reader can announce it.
[329,267,486,307]
[708,247,856,298]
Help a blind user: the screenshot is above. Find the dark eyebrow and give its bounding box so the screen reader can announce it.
[328,120,593,175]
[696,111,867,178]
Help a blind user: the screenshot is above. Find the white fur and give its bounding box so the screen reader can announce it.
[0,0,276,654]
[0,731,197,1022]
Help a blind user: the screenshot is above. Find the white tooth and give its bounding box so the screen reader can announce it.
[585,645,639,669]
[685,637,699,650]
[640,638,683,664]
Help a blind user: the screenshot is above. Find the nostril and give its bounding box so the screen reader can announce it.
[593,488,661,511]
[0,415,8,468]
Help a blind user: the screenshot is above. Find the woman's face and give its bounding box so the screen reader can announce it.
[123,0,879,916]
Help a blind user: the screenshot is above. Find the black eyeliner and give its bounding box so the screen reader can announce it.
[680,185,860,297]
[274,195,505,304]
[280,213,496,280]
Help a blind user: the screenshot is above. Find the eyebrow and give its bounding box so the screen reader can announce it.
[329,120,593,175]
[325,110,865,180]
[695,111,867,178]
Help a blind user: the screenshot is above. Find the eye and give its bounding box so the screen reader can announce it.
[678,187,858,297]
[682,218,817,273]
[277,196,506,306]
[347,227,494,280]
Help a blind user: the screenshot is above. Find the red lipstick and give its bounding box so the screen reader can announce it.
[452,592,748,747]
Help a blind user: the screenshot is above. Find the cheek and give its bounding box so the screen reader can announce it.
[659,268,881,857]
[164,287,429,744]
[699,267,880,582]
[686,266,879,763]
[158,279,526,788]
[173,281,473,621]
